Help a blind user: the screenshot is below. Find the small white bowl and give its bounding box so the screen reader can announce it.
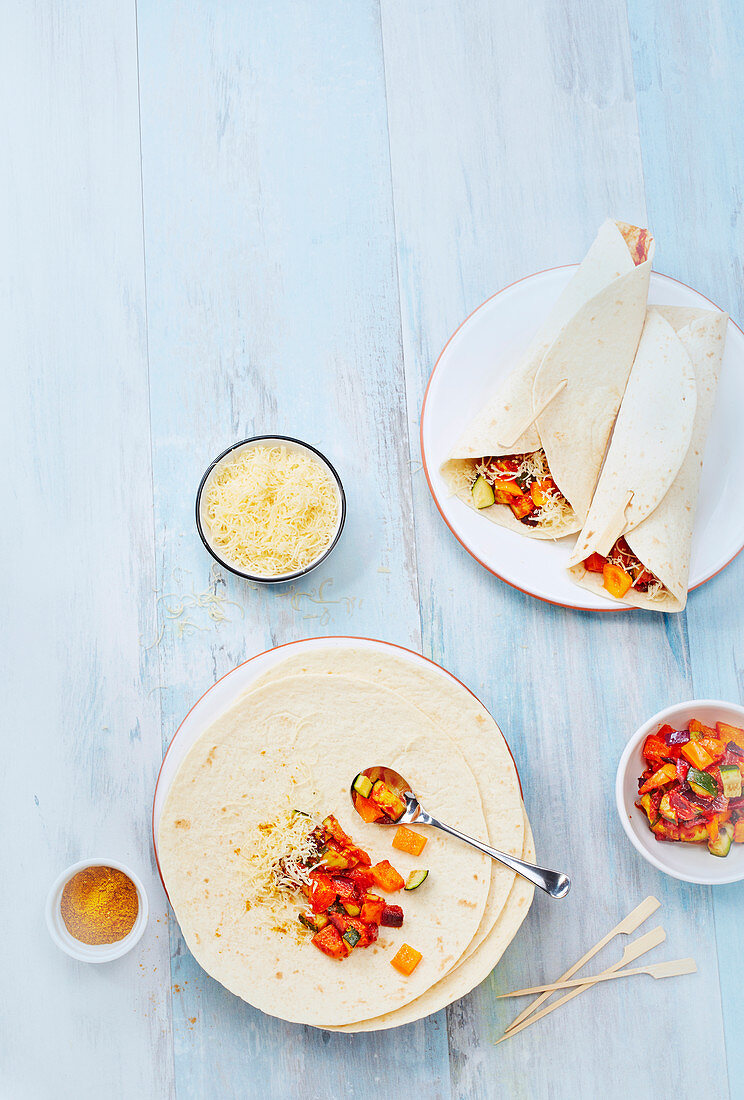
[46,858,149,962]
[195,435,346,584]
[616,700,744,885]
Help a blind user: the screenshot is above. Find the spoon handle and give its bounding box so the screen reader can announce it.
[416,809,570,899]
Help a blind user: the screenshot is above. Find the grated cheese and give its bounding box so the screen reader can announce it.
[203,445,339,577]
[472,448,574,530]
[235,809,323,934]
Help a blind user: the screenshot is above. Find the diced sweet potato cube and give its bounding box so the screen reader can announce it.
[354,793,384,823]
[370,781,406,821]
[602,562,632,599]
[390,944,422,976]
[370,860,405,892]
[717,722,744,751]
[392,825,428,857]
[680,741,714,771]
[312,924,350,959]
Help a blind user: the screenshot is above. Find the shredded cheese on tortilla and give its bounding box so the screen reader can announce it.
[203,445,339,576]
[236,809,323,934]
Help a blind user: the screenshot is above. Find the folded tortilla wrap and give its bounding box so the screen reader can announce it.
[567,307,727,611]
[440,219,654,538]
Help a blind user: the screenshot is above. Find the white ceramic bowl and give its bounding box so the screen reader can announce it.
[46,858,149,962]
[195,435,346,583]
[616,700,744,885]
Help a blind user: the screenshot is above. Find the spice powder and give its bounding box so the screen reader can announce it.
[60,866,139,945]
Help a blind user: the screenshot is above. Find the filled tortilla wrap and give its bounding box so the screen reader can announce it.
[567,307,727,611]
[440,219,654,539]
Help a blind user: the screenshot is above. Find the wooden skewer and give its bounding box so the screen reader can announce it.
[497,378,568,449]
[505,895,660,1032]
[499,957,696,998]
[497,926,666,1044]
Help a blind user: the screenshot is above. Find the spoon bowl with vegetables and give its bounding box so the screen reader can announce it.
[351,767,571,899]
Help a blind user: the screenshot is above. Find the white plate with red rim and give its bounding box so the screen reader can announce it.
[420,267,744,611]
[616,700,744,885]
[151,636,522,892]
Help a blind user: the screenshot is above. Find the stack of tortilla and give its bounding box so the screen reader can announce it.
[156,641,532,1030]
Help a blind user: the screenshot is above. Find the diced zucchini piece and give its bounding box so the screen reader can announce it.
[342,926,361,948]
[341,901,361,917]
[471,475,495,510]
[637,793,660,827]
[404,870,429,891]
[687,768,719,799]
[720,765,742,799]
[659,792,677,823]
[298,912,329,933]
[352,772,373,799]
[708,822,733,857]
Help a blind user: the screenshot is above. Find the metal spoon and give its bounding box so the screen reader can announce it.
[351,766,570,900]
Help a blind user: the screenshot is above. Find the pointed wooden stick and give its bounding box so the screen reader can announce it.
[499,957,696,997]
[497,926,666,1044]
[497,378,568,448]
[505,895,660,1032]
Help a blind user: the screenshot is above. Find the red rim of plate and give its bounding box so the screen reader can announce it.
[420,266,744,612]
[151,636,524,898]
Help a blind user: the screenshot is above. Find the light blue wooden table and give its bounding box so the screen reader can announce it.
[4,3,743,1097]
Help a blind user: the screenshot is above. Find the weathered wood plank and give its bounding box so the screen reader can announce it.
[628,0,744,1088]
[381,1,728,1096]
[0,2,174,1096]
[136,1,449,1095]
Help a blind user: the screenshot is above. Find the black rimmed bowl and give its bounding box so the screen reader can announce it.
[195,435,346,584]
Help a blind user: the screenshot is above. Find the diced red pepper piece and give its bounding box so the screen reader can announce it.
[332,877,362,905]
[380,904,404,928]
[642,735,670,764]
[639,763,677,794]
[322,815,354,848]
[669,789,698,821]
[603,562,633,599]
[308,872,337,914]
[370,860,406,892]
[347,866,375,891]
[327,910,378,948]
[390,944,422,976]
[584,552,606,573]
[311,923,350,959]
[676,758,690,784]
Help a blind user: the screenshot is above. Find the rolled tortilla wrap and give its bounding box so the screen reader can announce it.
[567,307,727,611]
[441,219,654,538]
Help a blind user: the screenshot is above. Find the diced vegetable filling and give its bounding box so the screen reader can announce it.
[635,719,744,856]
[289,814,410,960]
[584,537,667,600]
[468,450,573,529]
[351,776,407,824]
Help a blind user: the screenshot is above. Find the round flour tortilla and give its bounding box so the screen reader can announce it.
[247,645,526,967]
[158,674,491,1027]
[330,813,535,1032]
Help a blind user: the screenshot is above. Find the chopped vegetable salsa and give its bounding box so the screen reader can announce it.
[635,718,744,856]
[292,814,413,961]
[468,450,573,530]
[584,537,666,600]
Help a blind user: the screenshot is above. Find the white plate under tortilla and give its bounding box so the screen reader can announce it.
[152,636,523,881]
[421,268,744,611]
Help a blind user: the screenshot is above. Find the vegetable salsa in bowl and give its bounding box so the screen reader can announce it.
[616,701,744,885]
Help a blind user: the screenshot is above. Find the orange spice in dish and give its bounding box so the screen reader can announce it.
[60,865,139,945]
